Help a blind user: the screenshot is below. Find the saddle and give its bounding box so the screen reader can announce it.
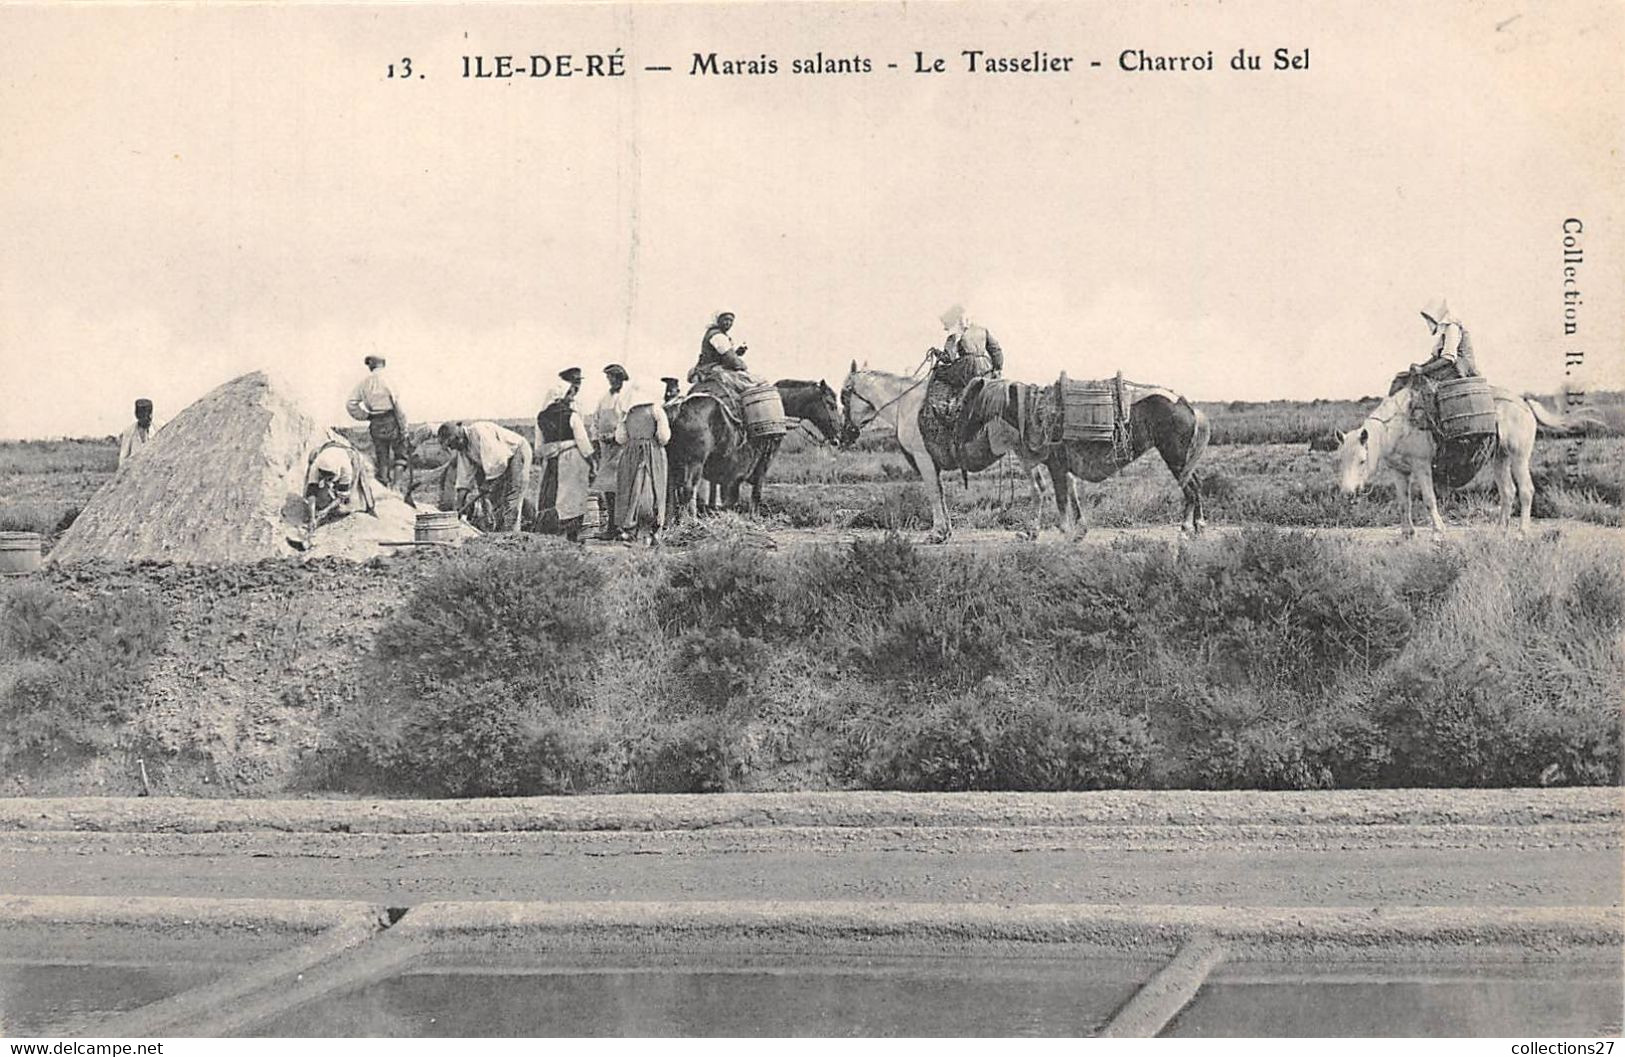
[918,361,983,473]
[1388,370,1498,488]
[1390,370,1441,426]
[686,369,757,430]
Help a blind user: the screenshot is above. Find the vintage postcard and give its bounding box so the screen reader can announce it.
[0,0,1620,1042]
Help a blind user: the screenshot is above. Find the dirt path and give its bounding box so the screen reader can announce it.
[757,518,1625,552]
[3,790,1617,910]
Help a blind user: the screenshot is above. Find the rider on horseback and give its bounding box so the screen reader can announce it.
[688,310,761,401]
[931,305,1004,385]
[1389,298,1481,396]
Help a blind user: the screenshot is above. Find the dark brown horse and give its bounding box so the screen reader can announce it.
[668,379,841,520]
[956,376,1211,536]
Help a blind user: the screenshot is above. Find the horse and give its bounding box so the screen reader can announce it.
[965,375,1211,538]
[1333,386,1599,538]
[668,378,841,521]
[840,362,1210,541]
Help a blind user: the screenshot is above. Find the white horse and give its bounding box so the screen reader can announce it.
[839,362,1047,541]
[1333,386,1598,537]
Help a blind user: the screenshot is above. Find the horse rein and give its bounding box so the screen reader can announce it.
[843,371,930,433]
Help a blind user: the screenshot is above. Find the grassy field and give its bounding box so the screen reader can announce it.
[0,439,116,538]
[5,393,1622,542]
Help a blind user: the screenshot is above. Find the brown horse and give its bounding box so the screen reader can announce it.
[840,364,1208,540]
[960,377,1211,536]
[668,379,841,520]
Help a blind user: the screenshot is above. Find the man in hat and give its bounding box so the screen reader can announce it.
[933,305,1004,379]
[536,376,596,541]
[118,398,157,467]
[590,364,632,537]
[661,376,683,404]
[346,355,408,489]
[437,420,532,533]
[1391,299,1482,395]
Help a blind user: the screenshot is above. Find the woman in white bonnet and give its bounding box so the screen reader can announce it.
[934,304,1004,379]
[1392,298,1481,394]
[612,381,672,545]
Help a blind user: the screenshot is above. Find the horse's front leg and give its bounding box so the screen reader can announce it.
[922,468,951,543]
[1398,471,1416,539]
[1416,469,1446,538]
[1494,454,1515,533]
[683,470,700,523]
[747,466,768,516]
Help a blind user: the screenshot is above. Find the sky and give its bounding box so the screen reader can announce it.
[1,0,1621,439]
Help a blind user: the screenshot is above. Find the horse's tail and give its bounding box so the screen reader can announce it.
[1176,398,1210,487]
[1526,397,1605,436]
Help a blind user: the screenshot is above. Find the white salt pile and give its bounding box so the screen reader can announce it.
[52,371,426,563]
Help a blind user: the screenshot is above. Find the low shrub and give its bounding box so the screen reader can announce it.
[0,581,169,763]
[671,626,773,706]
[860,695,1157,792]
[318,522,1619,796]
[329,543,615,796]
[377,684,600,797]
[374,541,609,704]
[629,715,744,793]
[1145,528,1415,693]
[656,545,781,638]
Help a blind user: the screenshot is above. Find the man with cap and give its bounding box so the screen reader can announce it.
[559,365,583,389]
[1390,299,1482,395]
[346,355,408,489]
[118,399,158,468]
[933,305,1004,380]
[437,420,532,533]
[536,369,596,541]
[661,377,683,404]
[590,364,632,533]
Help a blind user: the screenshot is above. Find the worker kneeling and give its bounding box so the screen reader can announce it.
[303,438,378,542]
[437,421,533,533]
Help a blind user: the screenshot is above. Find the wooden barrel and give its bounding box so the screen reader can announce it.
[1058,380,1116,442]
[581,493,603,533]
[741,383,788,438]
[1436,377,1497,439]
[0,531,43,575]
[414,510,462,543]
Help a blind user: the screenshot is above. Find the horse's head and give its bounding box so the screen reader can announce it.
[838,362,865,448]
[1333,426,1373,494]
[807,379,841,444]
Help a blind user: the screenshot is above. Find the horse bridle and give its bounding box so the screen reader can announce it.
[842,373,928,434]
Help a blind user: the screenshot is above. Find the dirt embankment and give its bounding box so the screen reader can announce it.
[19,552,447,798]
